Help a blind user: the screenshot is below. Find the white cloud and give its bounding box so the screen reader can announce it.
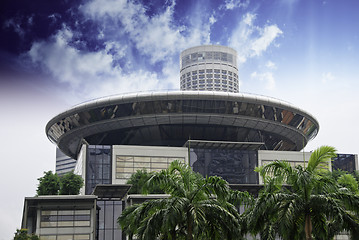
[251,25,283,56]
[229,13,283,64]
[26,27,163,101]
[81,0,209,64]
[222,0,250,10]
[321,72,335,83]
[251,71,275,90]
[266,60,277,70]
[209,14,217,25]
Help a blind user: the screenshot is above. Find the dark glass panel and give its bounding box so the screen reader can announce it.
[85,145,112,195]
[191,148,258,184]
[332,154,356,172]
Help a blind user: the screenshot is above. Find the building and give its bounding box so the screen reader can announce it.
[21,45,358,240]
[56,148,77,176]
[180,45,239,92]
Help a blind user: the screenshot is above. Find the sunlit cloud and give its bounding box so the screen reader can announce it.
[321,72,335,83]
[266,60,277,70]
[222,0,250,10]
[251,71,276,90]
[229,13,283,64]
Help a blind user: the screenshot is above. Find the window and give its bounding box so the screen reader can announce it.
[116,156,185,180]
[214,69,220,73]
[206,69,212,73]
[192,71,197,75]
[206,74,213,78]
[199,70,205,74]
[222,70,227,74]
[40,210,91,228]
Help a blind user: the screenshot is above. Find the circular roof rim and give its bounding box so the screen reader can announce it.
[45,90,319,134]
[180,44,237,53]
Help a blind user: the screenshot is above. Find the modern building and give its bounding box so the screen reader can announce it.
[56,148,77,176]
[180,45,239,92]
[21,45,357,240]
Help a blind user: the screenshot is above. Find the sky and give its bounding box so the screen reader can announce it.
[0,0,359,238]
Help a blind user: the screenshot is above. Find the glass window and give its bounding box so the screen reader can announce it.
[40,236,56,240]
[222,70,227,74]
[206,69,212,73]
[192,71,197,75]
[206,74,213,78]
[74,235,90,240]
[57,235,73,240]
[214,69,220,73]
[199,70,205,74]
[151,157,168,163]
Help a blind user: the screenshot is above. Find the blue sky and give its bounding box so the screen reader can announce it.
[1,0,359,238]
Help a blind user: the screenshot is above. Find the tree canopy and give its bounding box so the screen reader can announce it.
[246,146,359,239]
[14,229,39,240]
[126,169,163,194]
[36,171,60,195]
[119,160,252,240]
[36,171,83,195]
[59,171,84,195]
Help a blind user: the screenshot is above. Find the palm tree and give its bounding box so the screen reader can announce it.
[118,160,249,240]
[247,146,359,240]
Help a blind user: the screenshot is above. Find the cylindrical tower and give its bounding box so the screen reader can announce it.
[180,45,239,92]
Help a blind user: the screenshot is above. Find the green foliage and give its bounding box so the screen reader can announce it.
[126,169,163,194]
[14,229,39,240]
[338,174,359,194]
[59,171,84,195]
[36,170,84,195]
[36,171,60,195]
[119,160,250,240]
[248,146,359,239]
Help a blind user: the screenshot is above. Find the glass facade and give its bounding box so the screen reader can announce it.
[180,46,239,93]
[332,154,357,172]
[190,148,258,184]
[97,200,124,240]
[86,145,112,195]
[47,97,319,156]
[181,51,235,67]
[39,209,91,240]
[40,210,91,228]
[115,156,184,181]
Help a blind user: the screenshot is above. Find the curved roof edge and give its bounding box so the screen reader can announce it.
[46,91,320,135]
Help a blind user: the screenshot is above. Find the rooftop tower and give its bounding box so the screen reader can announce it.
[180,45,239,92]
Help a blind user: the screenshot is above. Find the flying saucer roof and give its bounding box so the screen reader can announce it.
[46,91,319,159]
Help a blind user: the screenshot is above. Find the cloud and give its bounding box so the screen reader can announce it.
[222,0,250,10]
[26,27,162,101]
[251,71,275,90]
[266,61,277,70]
[229,13,283,64]
[81,0,210,64]
[251,25,283,56]
[321,72,335,83]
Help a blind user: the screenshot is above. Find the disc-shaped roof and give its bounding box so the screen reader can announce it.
[46,91,319,159]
